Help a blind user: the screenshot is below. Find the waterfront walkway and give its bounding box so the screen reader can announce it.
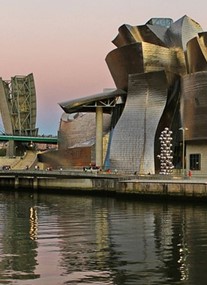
[0,152,207,200]
[12,151,37,170]
[0,168,206,201]
[0,151,38,170]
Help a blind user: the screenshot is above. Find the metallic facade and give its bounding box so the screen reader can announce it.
[59,15,207,174]
[59,112,111,150]
[181,71,207,141]
[110,71,168,174]
[106,15,207,174]
[105,42,186,90]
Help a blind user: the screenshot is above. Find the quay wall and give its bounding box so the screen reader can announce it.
[118,180,207,199]
[0,170,120,192]
[0,171,207,200]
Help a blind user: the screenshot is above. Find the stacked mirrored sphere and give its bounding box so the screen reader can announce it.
[157,127,174,175]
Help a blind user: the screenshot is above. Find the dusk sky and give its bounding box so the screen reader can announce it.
[0,0,206,135]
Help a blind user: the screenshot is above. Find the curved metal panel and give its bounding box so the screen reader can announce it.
[187,34,207,73]
[106,43,144,90]
[112,23,168,48]
[181,71,207,140]
[59,112,111,149]
[106,42,186,90]
[166,15,203,50]
[198,32,207,47]
[112,24,138,47]
[109,71,168,174]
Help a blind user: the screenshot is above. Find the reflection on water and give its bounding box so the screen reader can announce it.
[0,191,207,284]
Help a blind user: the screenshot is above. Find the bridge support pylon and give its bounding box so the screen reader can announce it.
[0,73,38,157]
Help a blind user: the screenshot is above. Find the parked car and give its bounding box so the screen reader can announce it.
[83,165,101,173]
[2,165,11,170]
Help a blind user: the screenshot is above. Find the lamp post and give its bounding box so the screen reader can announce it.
[179,127,188,177]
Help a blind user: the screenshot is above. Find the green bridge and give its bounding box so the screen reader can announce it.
[0,135,58,144]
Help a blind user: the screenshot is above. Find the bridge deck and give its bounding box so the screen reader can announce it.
[0,135,58,144]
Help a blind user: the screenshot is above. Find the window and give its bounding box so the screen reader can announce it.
[189,154,201,170]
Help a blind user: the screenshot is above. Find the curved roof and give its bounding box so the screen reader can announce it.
[59,88,126,114]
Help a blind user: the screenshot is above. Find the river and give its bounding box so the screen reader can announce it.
[0,190,207,285]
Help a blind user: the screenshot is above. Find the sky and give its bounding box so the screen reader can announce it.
[0,0,206,135]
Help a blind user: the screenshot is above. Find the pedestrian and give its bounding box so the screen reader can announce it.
[188,170,192,178]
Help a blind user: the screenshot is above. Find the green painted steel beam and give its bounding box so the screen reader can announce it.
[0,135,58,144]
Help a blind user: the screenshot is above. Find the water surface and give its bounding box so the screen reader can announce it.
[0,191,207,284]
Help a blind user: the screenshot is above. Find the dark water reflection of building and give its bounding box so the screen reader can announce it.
[154,204,189,282]
[41,195,193,284]
[53,197,207,284]
[1,192,207,284]
[0,192,40,281]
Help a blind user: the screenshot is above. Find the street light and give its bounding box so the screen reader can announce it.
[179,127,188,177]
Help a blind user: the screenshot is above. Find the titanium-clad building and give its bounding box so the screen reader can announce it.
[58,16,207,176]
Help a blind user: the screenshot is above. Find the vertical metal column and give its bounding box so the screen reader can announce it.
[96,106,103,167]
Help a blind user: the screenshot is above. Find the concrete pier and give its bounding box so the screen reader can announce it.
[0,170,207,201]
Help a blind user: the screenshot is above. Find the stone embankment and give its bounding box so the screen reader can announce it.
[0,169,206,201]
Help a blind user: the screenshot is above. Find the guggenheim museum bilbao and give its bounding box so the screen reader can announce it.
[46,15,207,175]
